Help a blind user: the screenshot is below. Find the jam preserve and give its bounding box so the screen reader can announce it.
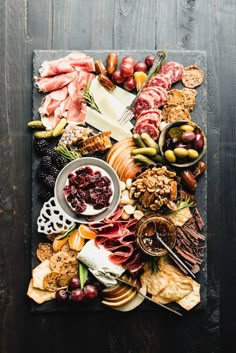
[135,214,176,256]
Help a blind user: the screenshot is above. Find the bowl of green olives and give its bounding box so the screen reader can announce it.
[159,120,207,168]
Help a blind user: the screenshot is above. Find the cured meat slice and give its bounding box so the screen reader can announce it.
[143,86,168,104]
[146,74,172,90]
[38,52,94,77]
[136,108,162,121]
[141,91,162,107]
[135,114,161,127]
[39,60,75,77]
[133,94,154,115]
[38,86,68,116]
[34,72,77,92]
[133,122,159,140]
[159,62,184,83]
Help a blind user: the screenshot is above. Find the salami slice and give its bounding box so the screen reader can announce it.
[143,86,168,103]
[133,122,159,140]
[141,90,163,107]
[136,108,162,121]
[133,94,154,116]
[135,114,161,127]
[159,62,184,83]
[146,74,172,90]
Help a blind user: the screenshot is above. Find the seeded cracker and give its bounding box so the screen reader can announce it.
[43,272,68,292]
[36,242,54,262]
[166,89,185,106]
[49,251,78,277]
[166,106,191,123]
[182,65,204,88]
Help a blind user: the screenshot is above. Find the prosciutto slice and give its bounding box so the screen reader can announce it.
[38,52,95,77]
[36,55,95,128]
[92,217,144,274]
[34,72,77,93]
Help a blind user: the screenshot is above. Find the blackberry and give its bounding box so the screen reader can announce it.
[43,175,56,189]
[42,147,55,157]
[34,139,49,155]
[38,188,53,202]
[52,153,68,169]
[40,156,53,171]
[50,166,60,178]
[37,168,48,182]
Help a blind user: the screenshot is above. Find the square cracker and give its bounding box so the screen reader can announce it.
[27,279,55,304]
[32,259,52,290]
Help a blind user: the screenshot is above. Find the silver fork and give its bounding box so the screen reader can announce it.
[117,50,167,126]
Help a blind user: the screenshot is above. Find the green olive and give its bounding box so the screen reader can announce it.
[188,149,199,159]
[164,150,176,163]
[180,124,195,132]
[173,147,188,158]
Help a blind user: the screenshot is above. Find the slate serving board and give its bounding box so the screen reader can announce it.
[31,50,207,313]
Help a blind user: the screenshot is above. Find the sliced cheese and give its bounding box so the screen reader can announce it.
[86,107,131,141]
[89,77,135,131]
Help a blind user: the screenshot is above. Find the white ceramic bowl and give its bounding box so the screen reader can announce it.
[54,157,121,224]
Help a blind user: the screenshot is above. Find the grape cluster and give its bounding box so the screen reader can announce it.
[111,54,155,91]
[56,276,100,303]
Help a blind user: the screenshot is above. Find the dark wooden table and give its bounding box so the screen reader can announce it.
[0,1,235,352]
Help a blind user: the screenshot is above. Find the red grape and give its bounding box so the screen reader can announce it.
[145,55,155,68]
[123,77,136,91]
[83,285,98,299]
[69,277,81,289]
[120,63,134,78]
[112,70,125,84]
[70,288,84,302]
[134,61,147,73]
[121,55,136,67]
[56,289,68,302]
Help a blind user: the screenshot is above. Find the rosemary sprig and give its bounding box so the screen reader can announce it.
[83,83,101,113]
[55,145,81,160]
[167,197,195,214]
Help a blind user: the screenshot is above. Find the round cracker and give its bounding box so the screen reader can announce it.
[36,243,54,262]
[43,272,66,292]
[60,242,78,259]
[182,90,196,111]
[182,65,204,88]
[162,104,179,122]
[166,106,191,123]
[49,251,78,276]
[166,89,185,106]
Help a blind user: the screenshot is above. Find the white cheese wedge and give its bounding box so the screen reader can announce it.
[89,77,135,132]
[78,239,125,286]
[32,260,51,290]
[86,107,131,141]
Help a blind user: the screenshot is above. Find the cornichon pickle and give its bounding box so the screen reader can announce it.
[188,149,199,159]
[34,130,53,139]
[140,132,160,152]
[27,120,44,129]
[180,124,195,132]
[173,147,188,158]
[164,150,176,163]
[52,118,67,137]
[131,147,157,156]
[133,133,146,148]
[150,154,164,163]
[133,154,156,166]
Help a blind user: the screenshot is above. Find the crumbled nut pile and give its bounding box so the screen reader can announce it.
[130,166,178,211]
